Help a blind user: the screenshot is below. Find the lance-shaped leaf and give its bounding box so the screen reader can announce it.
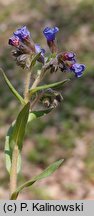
[10,102,30,151]
[5,122,14,173]
[29,79,70,96]
[0,68,25,105]
[5,103,30,174]
[30,52,41,68]
[28,108,53,123]
[5,122,21,174]
[10,159,64,200]
[5,106,52,173]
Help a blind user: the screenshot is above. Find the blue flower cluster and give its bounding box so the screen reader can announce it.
[9,26,30,46]
[8,25,86,77]
[59,51,85,78]
[42,27,85,77]
[9,26,45,64]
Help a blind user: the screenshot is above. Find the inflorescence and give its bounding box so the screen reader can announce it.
[8,25,85,78]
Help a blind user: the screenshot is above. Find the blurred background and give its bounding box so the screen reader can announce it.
[0,0,94,199]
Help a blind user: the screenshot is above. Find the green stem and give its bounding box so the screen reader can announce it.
[31,63,50,90]
[9,63,49,199]
[24,71,31,102]
[30,92,44,110]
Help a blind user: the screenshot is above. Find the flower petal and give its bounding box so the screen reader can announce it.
[63,52,76,61]
[70,63,86,77]
[43,27,59,41]
[14,26,30,41]
[8,36,20,47]
[35,44,45,56]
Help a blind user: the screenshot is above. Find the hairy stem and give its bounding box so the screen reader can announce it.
[9,63,50,198]
[9,145,19,198]
[31,63,50,89]
[24,71,31,102]
[30,92,44,110]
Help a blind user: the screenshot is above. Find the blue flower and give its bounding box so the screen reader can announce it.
[63,52,76,62]
[14,26,30,41]
[43,27,59,41]
[8,35,20,46]
[35,44,45,56]
[70,63,86,78]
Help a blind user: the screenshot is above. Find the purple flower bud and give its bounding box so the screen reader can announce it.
[63,52,76,62]
[14,26,30,41]
[43,27,59,41]
[8,36,20,47]
[70,63,86,78]
[35,44,45,56]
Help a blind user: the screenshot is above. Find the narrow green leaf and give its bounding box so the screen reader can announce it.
[5,106,51,173]
[11,102,30,151]
[28,108,53,123]
[5,103,30,174]
[0,68,25,105]
[29,79,70,96]
[5,121,21,174]
[11,159,64,199]
[30,52,41,68]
